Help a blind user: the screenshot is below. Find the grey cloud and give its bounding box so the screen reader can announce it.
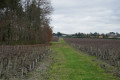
[51,0,120,34]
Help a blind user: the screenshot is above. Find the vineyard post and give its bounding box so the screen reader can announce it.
[98,49,102,58]
[90,47,92,52]
[33,61,35,69]
[13,57,17,73]
[35,59,37,64]
[38,56,40,61]
[29,64,32,71]
[117,61,120,68]
[0,61,3,78]
[21,68,24,77]
[7,58,11,76]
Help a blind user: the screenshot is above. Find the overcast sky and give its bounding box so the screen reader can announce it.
[50,0,120,34]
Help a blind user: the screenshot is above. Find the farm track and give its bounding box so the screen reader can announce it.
[48,38,120,80]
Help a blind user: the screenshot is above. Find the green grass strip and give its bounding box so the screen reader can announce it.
[49,38,119,80]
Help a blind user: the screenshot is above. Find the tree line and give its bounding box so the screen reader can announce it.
[53,32,120,39]
[0,0,53,45]
[72,32,120,38]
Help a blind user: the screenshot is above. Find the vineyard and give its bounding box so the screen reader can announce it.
[0,0,54,79]
[64,38,120,68]
[51,37,59,42]
[0,0,120,79]
[0,45,49,79]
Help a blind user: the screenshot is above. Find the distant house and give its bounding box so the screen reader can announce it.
[62,34,67,37]
[108,34,116,38]
[99,36,103,38]
[107,32,116,38]
[116,34,120,39]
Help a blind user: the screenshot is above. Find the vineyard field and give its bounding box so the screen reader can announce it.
[51,37,59,42]
[64,38,120,68]
[0,44,49,79]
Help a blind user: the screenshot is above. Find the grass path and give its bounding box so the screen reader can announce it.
[49,38,119,80]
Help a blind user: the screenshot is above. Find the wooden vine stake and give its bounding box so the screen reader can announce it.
[0,62,3,78]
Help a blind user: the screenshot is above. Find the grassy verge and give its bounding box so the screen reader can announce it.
[48,38,119,80]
